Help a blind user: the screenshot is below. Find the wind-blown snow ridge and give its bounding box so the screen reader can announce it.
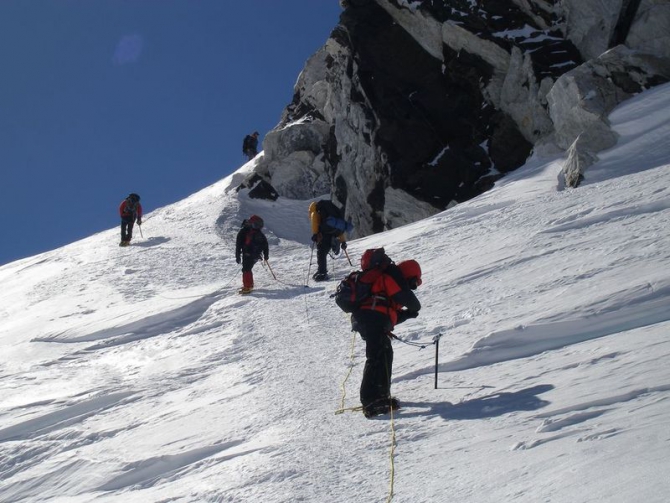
[1,85,670,502]
[435,283,670,372]
[0,391,136,443]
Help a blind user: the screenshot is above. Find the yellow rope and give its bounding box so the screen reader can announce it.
[334,405,363,415]
[338,329,358,411]
[336,323,397,503]
[386,367,397,502]
[385,407,397,502]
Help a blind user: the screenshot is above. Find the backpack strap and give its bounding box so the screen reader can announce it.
[358,269,389,308]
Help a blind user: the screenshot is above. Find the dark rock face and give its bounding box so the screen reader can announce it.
[415,0,582,79]
[611,0,644,47]
[249,0,670,236]
[337,1,532,208]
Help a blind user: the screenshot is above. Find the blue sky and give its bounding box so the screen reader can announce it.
[0,1,342,265]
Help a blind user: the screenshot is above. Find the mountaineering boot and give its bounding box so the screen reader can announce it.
[242,271,254,290]
[119,240,130,247]
[238,287,253,295]
[363,397,400,419]
[312,272,329,282]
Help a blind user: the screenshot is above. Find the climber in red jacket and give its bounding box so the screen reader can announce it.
[119,193,143,246]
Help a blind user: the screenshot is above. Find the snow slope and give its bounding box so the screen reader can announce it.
[1,84,670,502]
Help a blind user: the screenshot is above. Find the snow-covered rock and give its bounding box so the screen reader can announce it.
[560,133,599,189]
[256,119,331,199]
[548,45,670,186]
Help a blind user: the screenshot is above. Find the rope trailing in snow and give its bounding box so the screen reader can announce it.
[384,360,397,503]
[336,330,359,413]
[334,405,363,414]
[260,259,309,289]
[333,330,396,502]
[329,317,398,501]
[387,409,397,503]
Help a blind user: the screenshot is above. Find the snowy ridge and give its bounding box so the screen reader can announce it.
[1,84,670,502]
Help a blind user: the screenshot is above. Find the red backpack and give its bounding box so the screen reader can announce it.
[332,248,392,313]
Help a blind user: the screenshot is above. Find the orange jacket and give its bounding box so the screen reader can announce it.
[309,202,346,242]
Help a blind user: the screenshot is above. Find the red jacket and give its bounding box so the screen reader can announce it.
[119,200,143,220]
[360,273,405,326]
[357,265,421,328]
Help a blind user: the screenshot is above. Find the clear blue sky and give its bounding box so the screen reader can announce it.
[0,1,342,265]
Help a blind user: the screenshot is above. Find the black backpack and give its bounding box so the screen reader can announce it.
[316,200,353,234]
[332,269,386,313]
[124,194,140,213]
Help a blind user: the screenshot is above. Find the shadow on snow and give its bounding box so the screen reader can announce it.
[400,384,554,420]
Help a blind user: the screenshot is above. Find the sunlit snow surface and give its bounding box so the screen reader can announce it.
[2,84,670,502]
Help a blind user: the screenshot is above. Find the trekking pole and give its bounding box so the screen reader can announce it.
[343,247,353,267]
[138,223,144,239]
[264,260,277,280]
[434,333,443,389]
[305,243,315,286]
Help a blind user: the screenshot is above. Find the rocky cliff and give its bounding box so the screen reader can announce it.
[243,0,670,238]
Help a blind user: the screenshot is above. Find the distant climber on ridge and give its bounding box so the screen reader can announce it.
[242,131,260,161]
[119,193,142,247]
